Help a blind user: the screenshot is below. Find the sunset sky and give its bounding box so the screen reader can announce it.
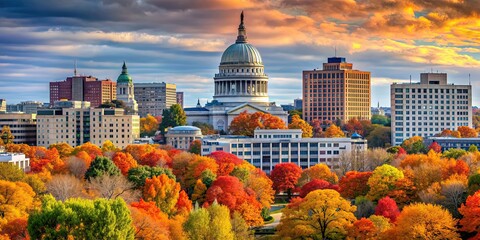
[1,0,480,107]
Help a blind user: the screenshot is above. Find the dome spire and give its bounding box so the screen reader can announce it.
[236,11,247,43]
[122,61,128,74]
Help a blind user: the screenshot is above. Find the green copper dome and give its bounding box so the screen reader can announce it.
[117,61,132,84]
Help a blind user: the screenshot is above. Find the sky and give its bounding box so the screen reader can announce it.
[1,0,480,108]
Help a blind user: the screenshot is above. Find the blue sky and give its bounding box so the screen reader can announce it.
[1,0,480,108]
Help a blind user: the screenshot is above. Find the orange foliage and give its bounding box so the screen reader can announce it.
[208,151,243,176]
[29,147,65,174]
[143,174,180,216]
[175,190,192,215]
[112,152,138,175]
[270,163,302,197]
[438,129,461,138]
[1,217,29,240]
[458,126,478,138]
[443,159,469,180]
[288,114,313,137]
[347,218,377,240]
[459,191,480,239]
[324,124,345,138]
[139,149,172,168]
[185,156,218,189]
[130,199,170,240]
[125,144,156,161]
[229,111,286,136]
[72,142,102,159]
[339,171,372,199]
[428,142,442,153]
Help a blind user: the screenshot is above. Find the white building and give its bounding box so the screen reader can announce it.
[165,126,203,150]
[37,101,140,148]
[116,62,138,114]
[0,152,30,172]
[391,73,472,146]
[184,12,287,132]
[201,129,367,173]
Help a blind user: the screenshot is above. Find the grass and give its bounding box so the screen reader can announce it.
[269,204,287,214]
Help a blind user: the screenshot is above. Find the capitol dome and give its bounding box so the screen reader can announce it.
[220,43,263,65]
[117,61,132,84]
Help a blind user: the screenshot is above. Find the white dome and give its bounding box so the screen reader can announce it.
[220,43,263,66]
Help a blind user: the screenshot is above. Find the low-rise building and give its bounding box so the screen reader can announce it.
[165,126,203,150]
[0,112,37,145]
[0,152,30,172]
[201,129,367,173]
[425,137,480,151]
[36,101,140,148]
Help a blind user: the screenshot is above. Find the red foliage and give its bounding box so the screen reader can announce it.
[112,152,138,175]
[443,160,470,179]
[139,149,172,168]
[428,142,442,153]
[374,196,400,222]
[175,190,192,214]
[397,147,407,156]
[270,163,302,195]
[209,151,243,176]
[205,176,249,210]
[347,218,377,239]
[299,179,339,198]
[130,199,163,219]
[338,171,373,199]
[459,191,480,239]
[1,217,29,240]
[167,149,182,158]
[29,147,64,174]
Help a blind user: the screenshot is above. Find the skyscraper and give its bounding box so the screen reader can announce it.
[390,73,472,146]
[302,57,371,123]
[116,62,138,114]
[134,82,177,117]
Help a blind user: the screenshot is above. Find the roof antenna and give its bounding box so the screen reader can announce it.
[469,73,471,85]
[74,59,77,76]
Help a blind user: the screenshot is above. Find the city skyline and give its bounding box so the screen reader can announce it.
[1,0,480,107]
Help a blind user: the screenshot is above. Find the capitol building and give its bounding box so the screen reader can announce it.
[185,12,288,132]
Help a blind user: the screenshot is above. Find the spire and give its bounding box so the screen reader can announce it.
[74,60,77,76]
[196,99,201,108]
[236,11,248,43]
[122,61,128,74]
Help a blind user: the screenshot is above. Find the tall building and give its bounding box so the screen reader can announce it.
[201,129,367,173]
[6,101,43,114]
[176,92,184,108]
[294,98,303,110]
[390,73,472,146]
[0,112,37,145]
[134,82,177,117]
[0,99,6,112]
[116,62,138,114]
[50,74,116,107]
[302,57,371,123]
[37,101,140,148]
[184,12,287,131]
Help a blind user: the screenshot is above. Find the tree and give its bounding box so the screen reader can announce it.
[88,175,139,203]
[354,196,375,219]
[124,144,156,162]
[129,200,170,240]
[0,126,14,144]
[0,163,25,182]
[347,218,377,240]
[298,163,338,186]
[366,126,391,148]
[229,111,287,136]
[443,148,467,159]
[469,144,479,153]
[140,114,160,137]
[192,121,217,135]
[339,171,372,199]
[438,129,461,138]
[112,152,138,175]
[159,104,186,133]
[175,190,192,214]
[84,156,121,180]
[459,190,480,239]
[184,156,219,190]
[392,203,460,240]
[188,139,201,155]
[1,217,29,240]
[299,179,339,198]
[310,119,324,137]
[371,115,390,126]
[270,163,302,199]
[401,136,427,154]
[344,118,365,136]
[0,180,35,226]
[28,195,135,239]
[324,124,345,138]
[71,142,103,160]
[374,196,400,222]
[277,189,357,240]
[288,114,313,137]
[367,165,404,201]
[428,142,442,153]
[48,143,74,159]
[143,174,180,216]
[245,168,275,208]
[184,202,234,240]
[368,215,392,234]
[231,211,253,240]
[139,149,172,167]
[458,126,478,138]
[46,174,85,201]
[208,151,243,176]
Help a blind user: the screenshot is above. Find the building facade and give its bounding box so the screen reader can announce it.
[391,73,472,146]
[116,62,138,114]
[0,112,37,145]
[6,101,44,114]
[50,75,116,107]
[134,82,177,117]
[37,101,140,148]
[0,99,6,112]
[0,152,30,172]
[165,126,203,150]
[303,57,371,123]
[176,92,184,108]
[425,137,480,151]
[184,12,288,131]
[201,129,367,173]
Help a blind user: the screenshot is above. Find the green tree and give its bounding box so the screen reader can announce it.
[231,211,253,240]
[188,139,202,155]
[468,144,478,153]
[184,202,234,240]
[371,115,390,126]
[84,156,121,180]
[366,125,391,148]
[127,166,175,188]
[1,126,14,144]
[159,104,186,133]
[443,148,467,159]
[201,169,217,188]
[192,121,217,135]
[28,195,134,239]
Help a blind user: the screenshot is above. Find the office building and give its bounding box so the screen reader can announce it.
[165,126,203,150]
[50,73,116,107]
[391,73,472,146]
[425,137,480,151]
[116,62,138,114]
[294,98,303,110]
[36,101,140,148]
[176,92,184,108]
[134,82,177,117]
[0,112,37,145]
[0,99,6,113]
[0,152,30,172]
[302,57,371,123]
[6,101,43,114]
[201,129,367,173]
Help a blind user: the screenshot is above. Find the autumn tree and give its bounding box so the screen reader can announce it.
[401,136,427,154]
[459,190,480,239]
[128,166,175,188]
[84,156,121,180]
[0,180,35,226]
[0,126,14,144]
[28,195,135,239]
[392,203,460,240]
[229,111,287,136]
[288,114,313,137]
[310,119,324,137]
[176,190,192,214]
[298,163,338,186]
[458,126,478,138]
[184,155,219,190]
[67,151,92,178]
[299,179,339,198]
[0,163,25,182]
[129,199,170,240]
[354,196,375,219]
[374,196,400,222]
[324,124,345,138]
[339,171,373,199]
[1,217,29,240]
[71,142,102,160]
[139,149,172,167]
[184,202,234,240]
[344,118,365,136]
[188,139,202,155]
[366,126,391,148]
[159,104,186,133]
[125,144,156,161]
[192,121,217,135]
[438,129,461,138]
[191,179,208,205]
[46,174,85,201]
[143,174,180,216]
[245,168,275,209]
[367,165,404,201]
[209,151,243,176]
[140,114,160,137]
[346,218,377,240]
[112,152,138,175]
[48,142,74,159]
[231,211,253,240]
[428,141,442,153]
[277,189,357,240]
[88,175,139,203]
[270,163,302,199]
